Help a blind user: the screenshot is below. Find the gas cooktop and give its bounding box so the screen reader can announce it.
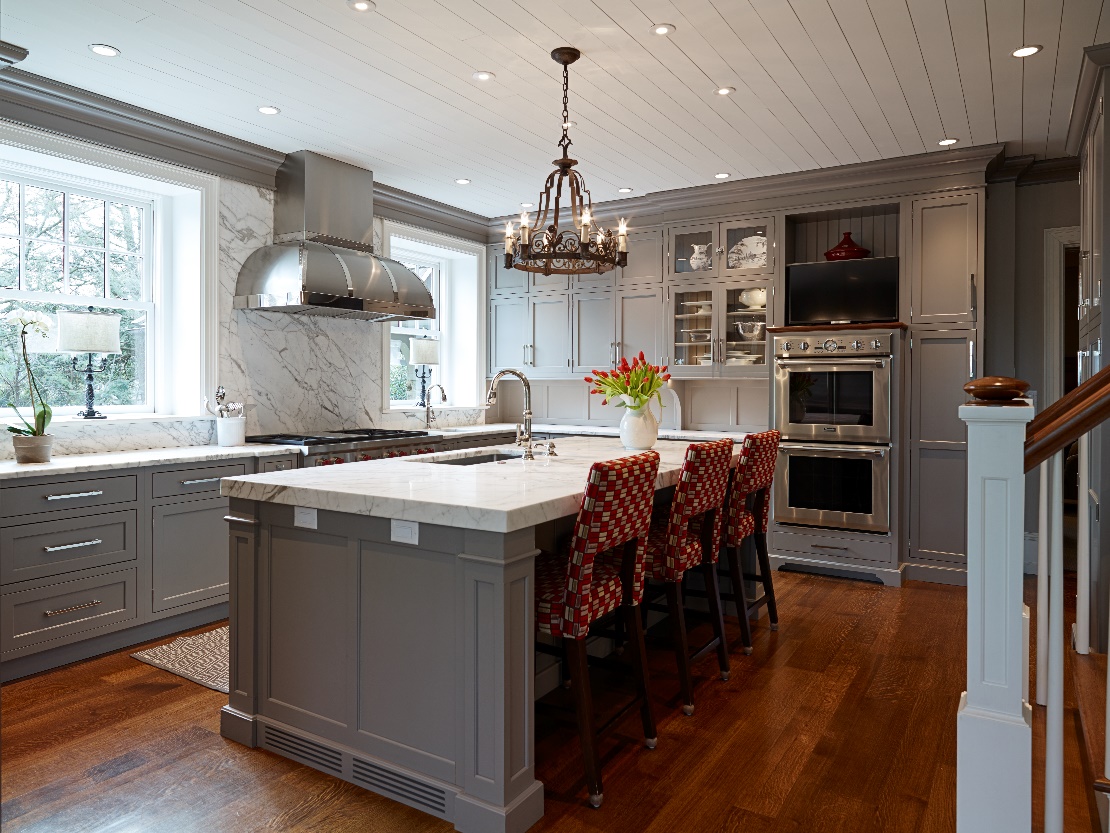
[246,429,429,446]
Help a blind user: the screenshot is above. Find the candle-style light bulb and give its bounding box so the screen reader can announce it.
[505,220,514,248]
[519,210,530,246]
[618,217,628,253]
[580,209,592,230]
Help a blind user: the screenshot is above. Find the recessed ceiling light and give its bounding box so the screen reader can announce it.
[521,202,534,208]
[346,0,375,10]
[714,172,730,179]
[716,86,735,96]
[651,23,675,35]
[258,105,281,115]
[1012,45,1042,58]
[89,44,120,57]
[618,187,633,193]
[455,178,471,185]
[938,138,958,146]
[472,70,495,81]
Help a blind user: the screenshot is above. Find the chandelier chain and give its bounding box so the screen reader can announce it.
[559,63,571,155]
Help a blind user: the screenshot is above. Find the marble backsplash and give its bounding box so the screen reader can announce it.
[0,176,485,460]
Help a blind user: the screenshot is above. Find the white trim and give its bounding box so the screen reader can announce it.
[1043,225,1081,406]
[0,120,221,416]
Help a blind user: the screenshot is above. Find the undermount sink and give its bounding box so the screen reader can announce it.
[427,452,524,466]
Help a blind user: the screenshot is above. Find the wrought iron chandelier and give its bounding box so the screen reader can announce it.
[504,47,628,276]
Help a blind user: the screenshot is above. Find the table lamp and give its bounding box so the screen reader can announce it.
[57,307,122,419]
[410,337,439,407]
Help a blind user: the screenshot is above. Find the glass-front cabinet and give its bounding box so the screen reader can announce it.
[667,216,775,281]
[666,281,770,377]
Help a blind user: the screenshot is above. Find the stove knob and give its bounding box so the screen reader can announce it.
[782,341,793,352]
[823,339,838,352]
[850,340,863,350]
[870,338,882,350]
[798,340,810,351]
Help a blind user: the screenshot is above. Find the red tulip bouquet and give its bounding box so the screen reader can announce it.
[584,352,671,411]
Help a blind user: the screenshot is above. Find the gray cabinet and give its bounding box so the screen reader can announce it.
[908,328,974,566]
[572,290,614,374]
[528,293,571,375]
[616,285,665,365]
[619,230,663,285]
[488,244,527,295]
[152,496,230,613]
[667,215,774,282]
[909,192,981,326]
[489,295,527,373]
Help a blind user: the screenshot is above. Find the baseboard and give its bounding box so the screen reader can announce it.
[902,562,968,586]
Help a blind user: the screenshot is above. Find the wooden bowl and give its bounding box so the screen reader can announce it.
[963,376,1030,402]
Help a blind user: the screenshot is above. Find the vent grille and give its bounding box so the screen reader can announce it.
[352,757,447,815]
[263,725,342,774]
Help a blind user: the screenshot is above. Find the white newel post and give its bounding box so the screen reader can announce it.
[957,401,1035,833]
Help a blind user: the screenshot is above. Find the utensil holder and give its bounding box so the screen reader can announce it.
[216,418,247,447]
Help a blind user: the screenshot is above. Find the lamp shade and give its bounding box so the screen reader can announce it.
[57,310,122,354]
[410,337,439,366]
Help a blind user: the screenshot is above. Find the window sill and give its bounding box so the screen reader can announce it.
[3,413,212,429]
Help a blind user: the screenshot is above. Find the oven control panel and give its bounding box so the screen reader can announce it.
[775,333,892,357]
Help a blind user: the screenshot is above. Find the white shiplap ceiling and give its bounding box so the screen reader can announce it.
[0,0,1102,216]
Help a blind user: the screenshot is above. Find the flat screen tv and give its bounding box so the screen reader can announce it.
[786,257,899,325]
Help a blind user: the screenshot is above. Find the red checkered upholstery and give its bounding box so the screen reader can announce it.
[725,430,781,548]
[535,451,660,639]
[644,439,733,583]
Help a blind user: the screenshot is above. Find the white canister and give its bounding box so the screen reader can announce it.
[216,417,247,447]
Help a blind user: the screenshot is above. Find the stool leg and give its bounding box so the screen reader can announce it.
[727,545,754,654]
[566,637,603,807]
[756,532,778,631]
[624,603,657,748]
[665,580,695,715]
[700,561,731,680]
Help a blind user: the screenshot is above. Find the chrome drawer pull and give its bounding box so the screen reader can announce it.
[44,538,102,552]
[44,599,101,617]
[811,545,851,551]
[224,515,260,526]
[45,490,104,501]
[180,477,222,486]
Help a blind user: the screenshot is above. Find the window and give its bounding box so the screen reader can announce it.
[388,257,441,406]
[0,175,154,414]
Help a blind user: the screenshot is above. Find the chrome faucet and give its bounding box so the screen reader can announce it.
[485,369,535,460]
[424,384,447,429]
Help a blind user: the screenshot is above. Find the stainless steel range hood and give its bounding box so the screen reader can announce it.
[234,151,435,322]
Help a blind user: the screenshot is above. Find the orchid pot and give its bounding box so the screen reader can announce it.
[4,308,55,463]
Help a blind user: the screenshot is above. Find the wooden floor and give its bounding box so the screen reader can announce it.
[0,571,1097,832]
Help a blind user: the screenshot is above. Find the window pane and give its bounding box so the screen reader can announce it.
[69,247,105,296]
[23,240,64,293]
[0,237,17,289]
[108,203,143,253]
[109,253,143,300]
[24,186,65,241]
[0,181,17,236]
[0,300,147,410]
[69,194,105,247]
[389,332,415,403]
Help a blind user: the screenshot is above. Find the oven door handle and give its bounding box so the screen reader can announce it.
[775,357,888,367]
[779,444,888,457]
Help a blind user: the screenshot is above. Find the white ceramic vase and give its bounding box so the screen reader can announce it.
[216,417,247,447]
[619,397,659,450]
[688,244,711,271]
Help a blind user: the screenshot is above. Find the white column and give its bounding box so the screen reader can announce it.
[1037,464,1050,704]
[957,401,1034,833]
[1045,452,1065,833]
[1077,432,1091,654]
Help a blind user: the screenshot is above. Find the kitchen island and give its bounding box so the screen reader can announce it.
[219,435,744,833]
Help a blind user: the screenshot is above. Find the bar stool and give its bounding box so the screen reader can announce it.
[721,430,782,654]
[642,438,733,716]
[534,450,661,809]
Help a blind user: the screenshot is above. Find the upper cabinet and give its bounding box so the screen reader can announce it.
[488,244,527,295]
[1082,103,1104,332]
[619,230,664,285]
[665,280,770,378]
[909,192,981,326]
[667,216,775,282]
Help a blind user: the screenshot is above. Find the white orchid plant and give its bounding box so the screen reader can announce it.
[4,309,53,437]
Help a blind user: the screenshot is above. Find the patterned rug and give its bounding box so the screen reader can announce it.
[131,626,229,693]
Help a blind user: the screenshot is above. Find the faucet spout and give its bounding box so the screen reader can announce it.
[486,369,534,459]
[425,384,447,429]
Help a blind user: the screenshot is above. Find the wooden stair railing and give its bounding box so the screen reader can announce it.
[1024,364,1110,470]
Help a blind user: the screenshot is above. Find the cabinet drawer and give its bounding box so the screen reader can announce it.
[0,475,137,519]
[770,529,893,565]
[1,510,136,585]
[261,456,298,473]
[1,567,137,653]
[152,463,247,499]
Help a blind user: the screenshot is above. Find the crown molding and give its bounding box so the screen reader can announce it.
[1066,43,1110,156]
[374,182,490,244]
[0,69,285,188]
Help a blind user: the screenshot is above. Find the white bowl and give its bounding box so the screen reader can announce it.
[738,287,767,308]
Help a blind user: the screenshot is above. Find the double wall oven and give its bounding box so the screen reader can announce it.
[771,329,900,534]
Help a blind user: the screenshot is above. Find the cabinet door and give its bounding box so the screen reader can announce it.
[620,230,664,285]
[489,244,527,295]
[572,291,614,374]
[719,216,775,280]
[667,222,719,281]
[1091,106,1104,322]
[489,295,528,374]
[667,285,716,377]
[616,285,664,365]
[528,293,571,375]
[530,271,570,293]
[718,281,769,375]
[152,496,229,613]
[908,329,975,566]
[910,193,980,325]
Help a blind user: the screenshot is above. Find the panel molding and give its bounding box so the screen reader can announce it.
[1066,43,1110,155]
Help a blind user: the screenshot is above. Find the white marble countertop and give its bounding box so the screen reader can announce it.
[438,423,754,442]
[0,444,296,481]
[221,435,746,534]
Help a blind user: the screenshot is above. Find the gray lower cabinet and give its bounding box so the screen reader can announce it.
[152,497,230,613]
